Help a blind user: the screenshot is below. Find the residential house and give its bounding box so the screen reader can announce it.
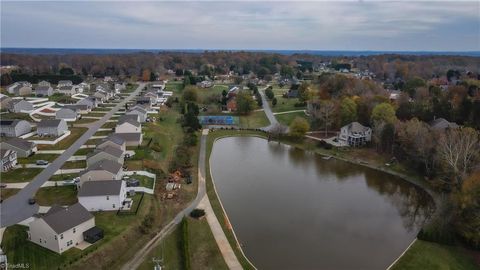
[76,97,97,109]
[38,80,51,87]
[197,80,213,88]
[8,82,32,96]
[0,94,12,110]
[151,83,165,92]
[227,86,240,98]
[78,180,127,211]
[114,83,125,93]
[57,80,73,87]
[339,122,372,147]
[116,133,143,147]
[1,137,37,157]
[64,104,91,114]
[430,118,459,130]
[115,118,141,134]
[57,86,76,96]
[55,108,79,122]
[35,85,54,97]
[143,91,158,105]
[226,97,237,112]
[126,106,147,123]
[0,149,17,172]
[8,99,33,113]
[37,119,68,137]
[136,97,152,108]
[78,160,123,187]
[86,146,124,167]
[0,120,32,137]
[97,134,126,152]
[93,91,108,103]
[27,203,100,254]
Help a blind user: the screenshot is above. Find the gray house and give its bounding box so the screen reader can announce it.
[116,133,143,147]
[57,80,73,87]
[35,86,54,97]
[1,137,37,157]
[126,106,148,123]
[78,159,123,187]
[0,95,12,110]
[56,108,79,122]
[0,119,32,137]
[65,104,91,114]
[38,80,51,87]
[86,146,124,167]
[37,119,68,137]
[97,134,126,152]
[77,97,97,108]
[8,99,34,113]
[57,86,76,96]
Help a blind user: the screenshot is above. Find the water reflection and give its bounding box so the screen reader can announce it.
[210,137,434,270]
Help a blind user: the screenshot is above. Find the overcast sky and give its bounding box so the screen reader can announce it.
[1,1,479,51]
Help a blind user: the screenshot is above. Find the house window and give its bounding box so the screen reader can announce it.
[73,228,76,233]
[60,234,63,239]
[113,204,115,208]
[106,196,110,200]
[54,235,57,240]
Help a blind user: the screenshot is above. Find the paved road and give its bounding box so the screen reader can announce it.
[258,86,279,131]
[121,129,210,270]
[0,83,145,228]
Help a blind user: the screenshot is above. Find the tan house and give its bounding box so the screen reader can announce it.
[27,203,100,254]
[115,118,141,133]
[97,133,126,152]
[86,146,124,167]
[78,159,123,187]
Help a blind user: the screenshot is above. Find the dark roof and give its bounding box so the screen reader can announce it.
[118,114,139,123]
[116,132,142,142]
[344,122,370,133]
[88,145,123,159]
[430,118,459,130]
[0,148,14,158]
[37,119,64,128]
[99,133,125,147]
[58,86,74,91]
[78,180,123,197]
[0,119,29,127]
[3,137,35,151]
[129,106,147,114]
[41,203,93,234]
[82,159,122,174]
[57,107,77,114]
[65,104,89,110]
[117,117,140,127]
[35,86,52,91]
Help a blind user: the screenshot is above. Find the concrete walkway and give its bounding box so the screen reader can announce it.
[4,181,73,189]
[273,109,306,115]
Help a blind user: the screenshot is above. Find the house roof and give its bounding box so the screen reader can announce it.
[0,119,30,128]
[65,104,89,111]
[37,119,64,128]
[129,106,147,114]
[82,159,122,175]
[57,108,77,114]
[344,122,370,133]
[118,114,139,123]
[58,80,72,84]
[430,118,459,130]
[41,203,93,234]
[35,86,52,92]
[58,86,74,91]
[88,145,123,159]
[116,132,142,143]
[117,117,140,127]
[0,148,14,158]
[3,137,35,151]
[78,180,123,197]
[99,133,126,147]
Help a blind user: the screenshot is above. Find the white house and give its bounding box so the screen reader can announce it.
[55,108,79,122]
[78,159,123,187]
[339,122,372,147]
[37,119,68,137]
[78,180,127,211]
[115,118,141,134]
[126,106,148,123]
[27,203,99,254]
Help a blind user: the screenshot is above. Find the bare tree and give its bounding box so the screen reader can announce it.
[312,100,336,137]
[270,123,288,141]
[437,127,480,190]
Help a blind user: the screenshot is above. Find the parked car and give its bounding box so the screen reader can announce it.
[28,198,36,205]
[36,160,49,165]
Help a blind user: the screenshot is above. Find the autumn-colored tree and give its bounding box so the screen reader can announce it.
[182,86,198,103]
[371,102,397,125]
[236,90,256,115]
[289,117,310,139]
[142,69,151,81]
[453,172,480,248]
[339,97,357,125]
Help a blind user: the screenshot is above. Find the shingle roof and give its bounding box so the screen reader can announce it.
[35,86,52,92]
[430,118,459,130]
[3,137,35,151]
[82,159,122,175]
[78,180,123,197]
[129,106,147,114]
[345,122,370,133]
[0,119,30,128]
[88,145,124,159]
[41,203,93,234]
[118,114,139,123]
[0,148,14,158]
[116,132,142,143]
[99,133,125,147]
[37,119,63,128]
[117,117,140,127]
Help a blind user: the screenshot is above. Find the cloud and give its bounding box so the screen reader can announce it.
[1,1,479,50]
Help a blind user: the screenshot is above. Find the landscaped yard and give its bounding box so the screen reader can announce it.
[138,217,228,270]
[61,160,86,169]
[37,127,87,150]
[0,112,33,121]
[128,174,154,189]
[239,111,270,128]
[391,240,479,270]
[1,168,43,183]
[74,148,94,155]
[270,96,305,113]
[0,188,19,200]
[17,153,59,164]
[165,81,184,94]
[101,122,116,129]
[35,186,78,206]
[74,118,98,124]
[275,111,309,126]
[49,173,78,182]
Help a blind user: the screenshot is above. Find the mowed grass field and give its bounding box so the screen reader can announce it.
[275,111,309,126]
[391,240,479,270]
[239,111,270,128]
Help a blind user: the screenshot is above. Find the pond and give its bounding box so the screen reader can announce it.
[210,137,435,270]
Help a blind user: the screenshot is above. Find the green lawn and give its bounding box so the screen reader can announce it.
[0,112,32,121]
[198,84,228,105]
[165,81,184,94]
[17,153,59,164]
[1,168,43,183]
[128,174,155,189]
[0,225,83,270]
[239,111,269,129]
[37,127,87,150]
[100,122,116,129]
[61,160,86,169]
[0,188,19,200]
[49,174,78,182]
[74,148,94,155]
[93,130,111,136]
[391,240,479,270]
[49,93,76,103]
[35,186,78,206]
[275,111,309,126]
[85,112,107,117]
[74,118,98,124]
[138,217,228,270]
[270,96,305,113]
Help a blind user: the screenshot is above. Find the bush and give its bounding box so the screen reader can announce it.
[294,102,307,107]
[317,140,333,149]
[190,208,206,219]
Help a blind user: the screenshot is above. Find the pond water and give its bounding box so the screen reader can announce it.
[210,136,435,270]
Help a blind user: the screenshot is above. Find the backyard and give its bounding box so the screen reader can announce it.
[35,185,78,206]
[37,127,88,150]
[239,111,269,129]
[1,168,43,183]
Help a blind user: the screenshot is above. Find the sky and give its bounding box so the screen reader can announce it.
[1,1,479,51]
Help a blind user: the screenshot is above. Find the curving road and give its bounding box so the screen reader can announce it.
[258,86,279,131]
[0,83,145,228]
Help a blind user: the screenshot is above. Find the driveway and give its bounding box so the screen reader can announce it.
[258,86,279,131]
[0,83,145,228]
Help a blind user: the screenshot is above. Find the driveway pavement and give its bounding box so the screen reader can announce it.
[0,83,145,228]
[258,86,279,131]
